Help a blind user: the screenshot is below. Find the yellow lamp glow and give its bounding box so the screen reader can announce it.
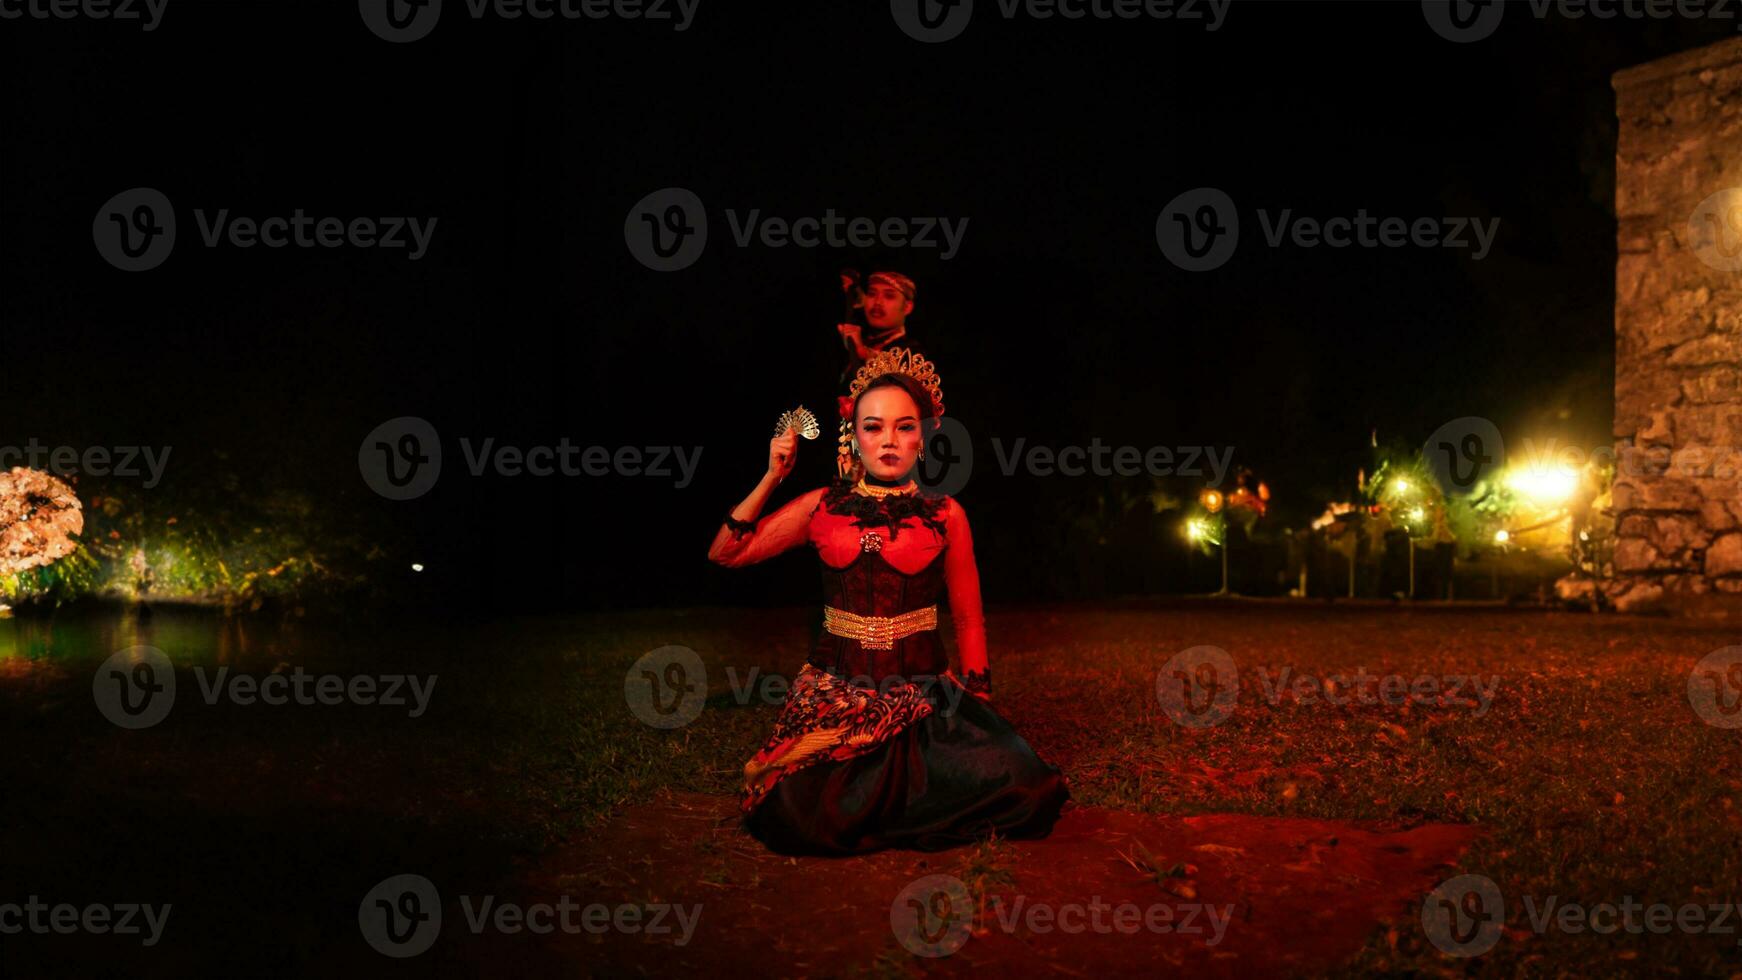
[1494,529,1510,544]
[1505,463,1579,504]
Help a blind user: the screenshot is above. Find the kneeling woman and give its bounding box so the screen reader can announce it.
[707,349,1069,855]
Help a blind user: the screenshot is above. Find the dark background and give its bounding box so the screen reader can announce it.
[4,1,1729,611]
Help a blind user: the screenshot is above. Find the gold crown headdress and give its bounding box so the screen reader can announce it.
[846,347,944,418]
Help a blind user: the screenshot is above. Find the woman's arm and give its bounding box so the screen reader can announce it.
[707,425,822,567]
[942,498,991,701]
[707,483,825,567]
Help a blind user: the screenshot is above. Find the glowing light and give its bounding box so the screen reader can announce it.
[1494,529,1510,544]
[1199,489,1224,513]
[1505,463,1579,504]
[1393,479,1410,494]
[1409,508,1424,522]
[1186,519,1207,541]
[411,563,425,573]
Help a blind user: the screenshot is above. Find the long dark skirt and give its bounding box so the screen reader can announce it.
[743,675,1070,856]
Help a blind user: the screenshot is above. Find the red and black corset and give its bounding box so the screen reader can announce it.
[810,549,948,679]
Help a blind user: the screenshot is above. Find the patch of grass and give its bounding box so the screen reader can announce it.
[6,602,1739,975]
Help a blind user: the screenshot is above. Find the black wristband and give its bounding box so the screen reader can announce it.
[724,514,756,539]
[962,667,991,698]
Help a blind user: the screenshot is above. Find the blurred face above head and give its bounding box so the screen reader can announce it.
[855,384,925,483]
[862,283,913,332]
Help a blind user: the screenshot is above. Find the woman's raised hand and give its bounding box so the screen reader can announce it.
[767,425,799,483]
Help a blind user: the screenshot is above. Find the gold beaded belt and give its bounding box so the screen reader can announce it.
[822,605,938,650]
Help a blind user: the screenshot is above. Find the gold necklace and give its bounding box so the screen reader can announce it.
[856,477,916,498]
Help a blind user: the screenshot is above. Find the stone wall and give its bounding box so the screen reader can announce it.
[1611,39,1742,615]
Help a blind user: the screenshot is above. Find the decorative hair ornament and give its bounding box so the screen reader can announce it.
[774,406,820,440]
[846,347,944,419]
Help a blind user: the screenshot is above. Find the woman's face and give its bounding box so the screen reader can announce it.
[855,386,924,483]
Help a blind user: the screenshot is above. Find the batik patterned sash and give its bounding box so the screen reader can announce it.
[739,663,934,813]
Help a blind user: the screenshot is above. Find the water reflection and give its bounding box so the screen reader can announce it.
[0,605,283,668]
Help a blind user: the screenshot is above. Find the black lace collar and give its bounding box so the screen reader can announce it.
[820,480,948,540]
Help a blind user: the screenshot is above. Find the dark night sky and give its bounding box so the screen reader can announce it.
[4,1,1733,610]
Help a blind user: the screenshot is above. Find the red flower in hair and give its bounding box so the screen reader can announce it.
[837,395,855,420]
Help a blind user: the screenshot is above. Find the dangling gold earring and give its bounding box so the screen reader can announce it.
[918,448,926,461]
